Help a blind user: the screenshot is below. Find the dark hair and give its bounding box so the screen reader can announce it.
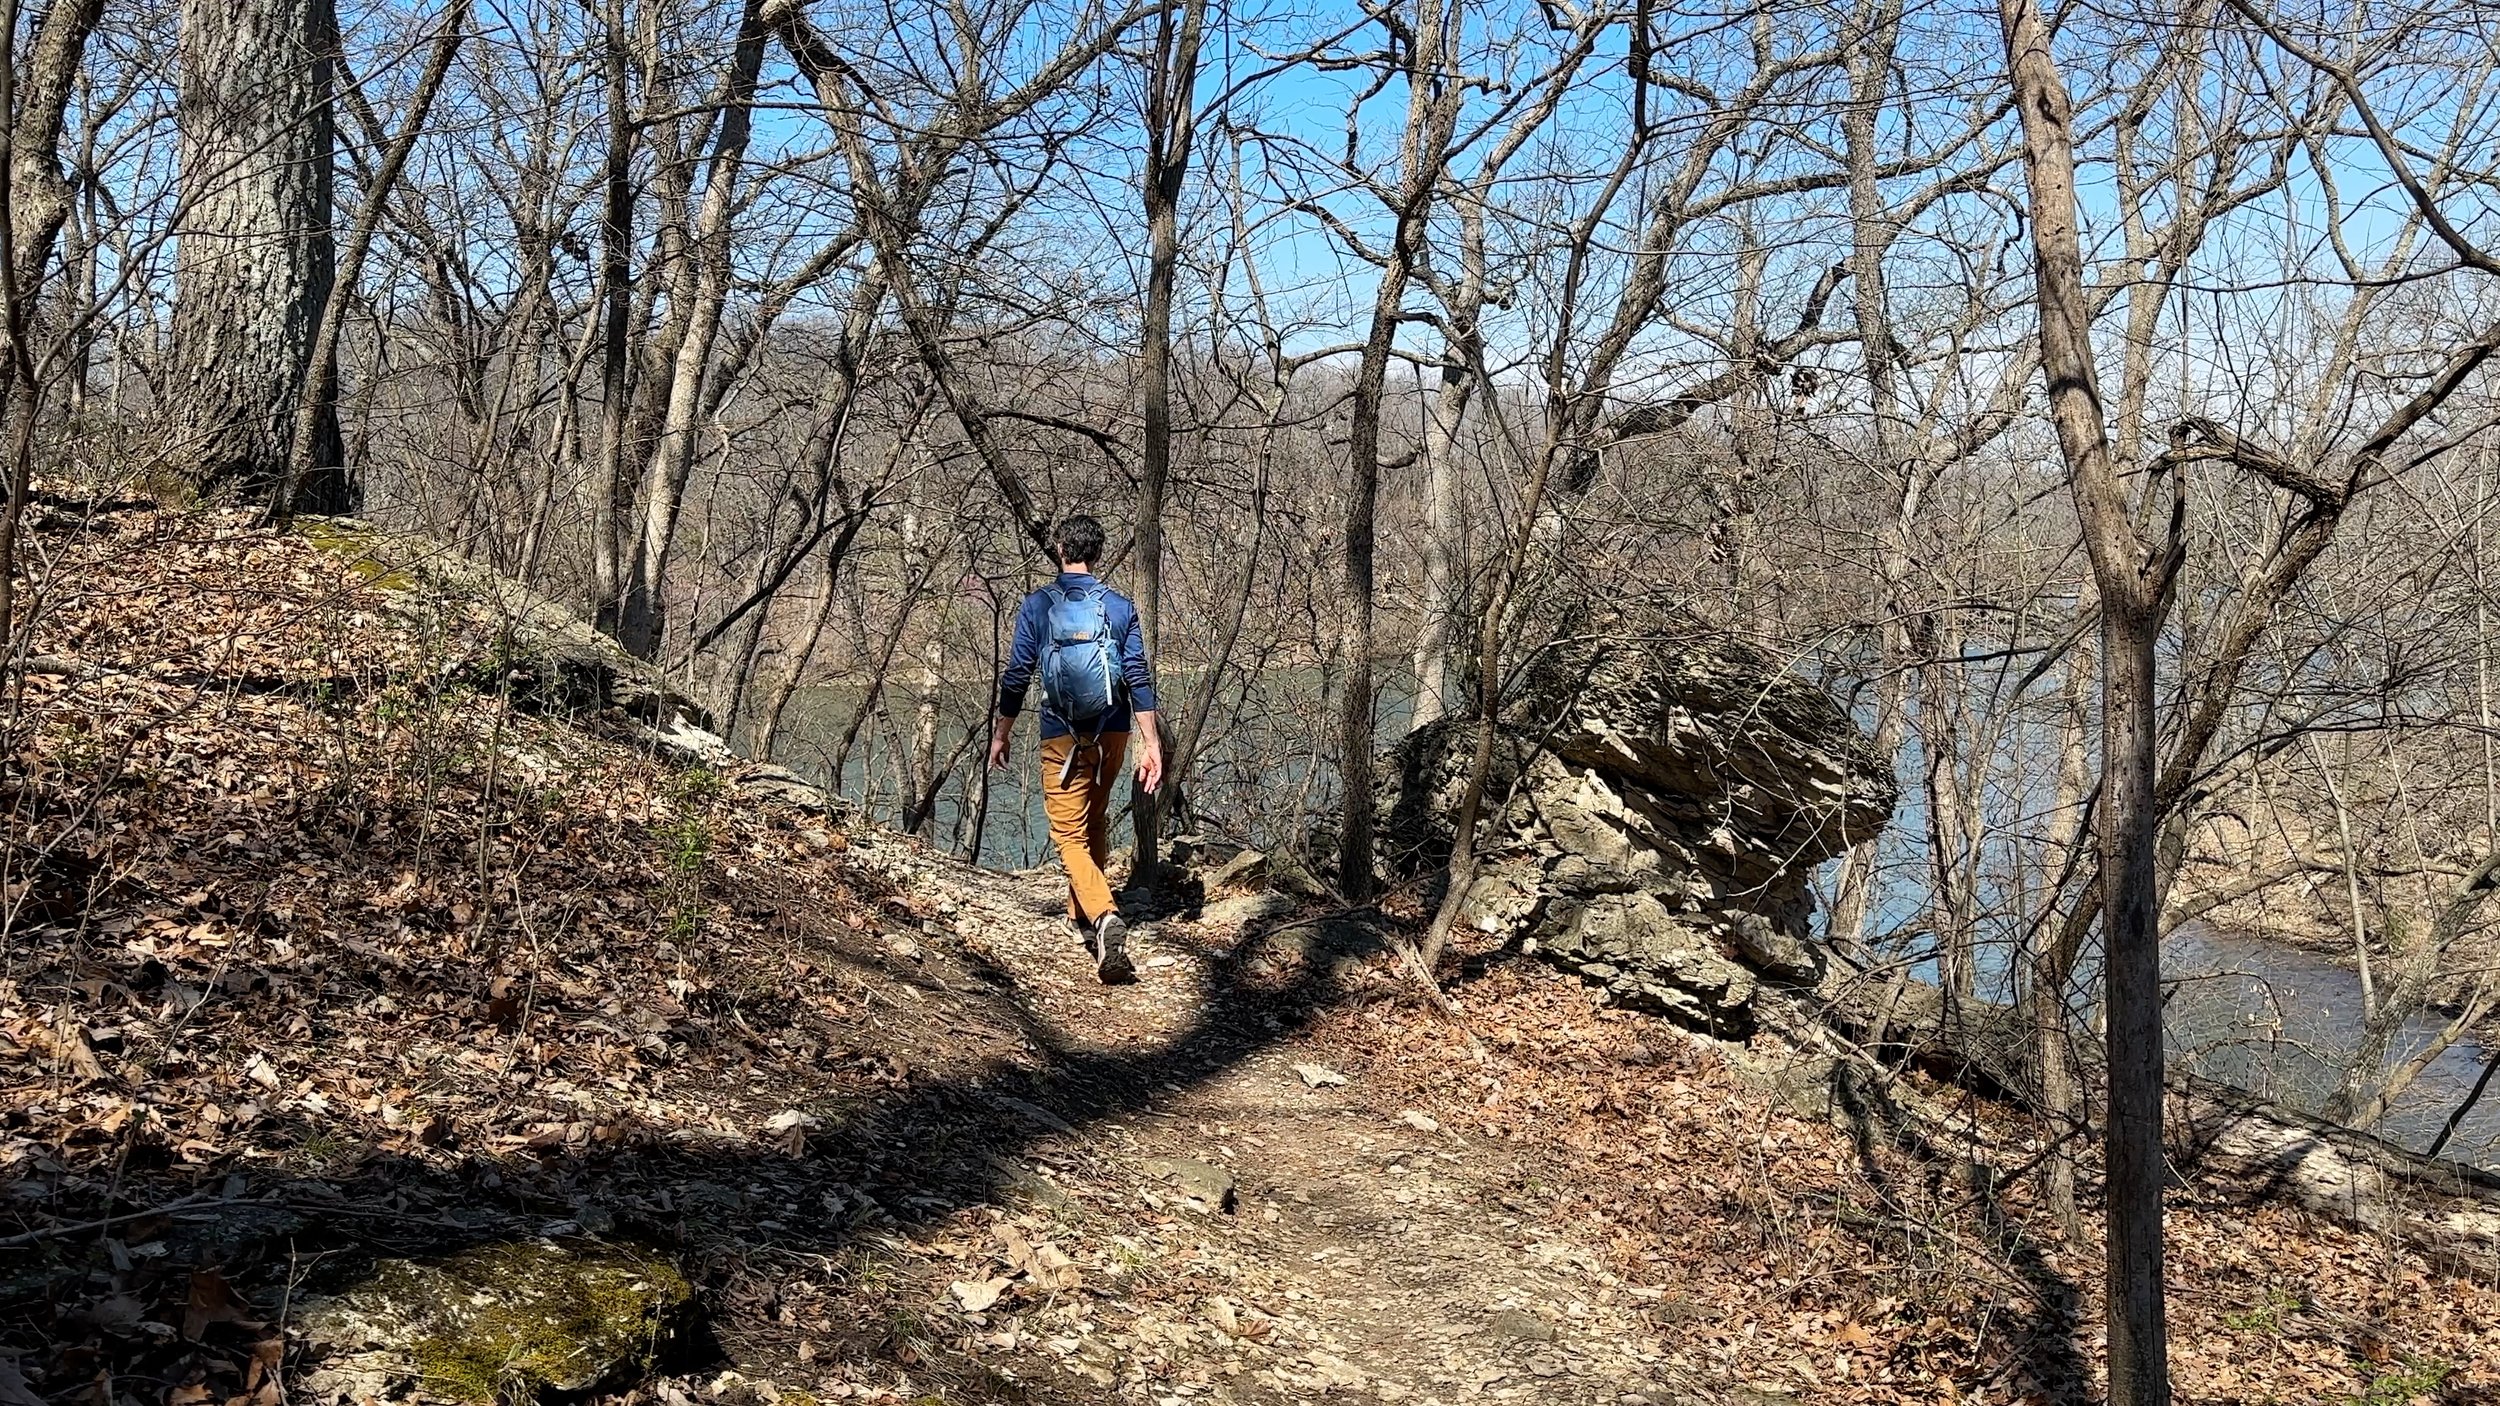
[1054,514,1105,567]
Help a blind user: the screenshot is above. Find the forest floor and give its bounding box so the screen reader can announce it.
[5,500,2500,1406]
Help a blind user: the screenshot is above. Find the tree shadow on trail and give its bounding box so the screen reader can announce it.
[1831,1060,2090,1404]
[20,906,1399,1401]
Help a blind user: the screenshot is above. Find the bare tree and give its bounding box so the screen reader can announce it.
[1997,0,2175,1394]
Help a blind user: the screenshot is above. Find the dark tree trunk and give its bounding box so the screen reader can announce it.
[0,0,106,652]
[170,0,345,512]
[1129,0,1205,879]
[1336,0,1463,902]
[590,0,633,631]
[275,0,467,527]
[2000,0,2171,1396]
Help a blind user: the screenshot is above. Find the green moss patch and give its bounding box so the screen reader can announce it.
[299,1239,691,1404]
[296,517,420,591]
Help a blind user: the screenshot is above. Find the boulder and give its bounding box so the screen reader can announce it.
[1544,891,1758,1035]
[1379,619,1893,1030]
[1209,848,1269,891]
[294,1238,690,1404]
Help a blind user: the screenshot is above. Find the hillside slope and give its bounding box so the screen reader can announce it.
[4,501,2498,1406]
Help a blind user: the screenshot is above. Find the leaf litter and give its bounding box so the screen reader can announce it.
[0,502,2493,1406]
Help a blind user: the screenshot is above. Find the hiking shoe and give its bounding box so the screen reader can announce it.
[1093,913,1134,984]
[1061,915,1091,949]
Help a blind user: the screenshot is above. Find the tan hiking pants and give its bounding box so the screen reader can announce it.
[1040,731,1128,925]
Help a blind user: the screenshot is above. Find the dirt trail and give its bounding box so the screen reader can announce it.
[839,829,1701,1406]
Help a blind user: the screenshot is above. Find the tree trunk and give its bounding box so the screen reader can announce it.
[614,0,767,660]
[170,0,345,511]
[589,0,635,632]
[1409,339,1470,732]
[1130,0,1205,878]
[0,0,104,653]
[9,0,101,296]
[905,509,946,838]
[2101,594,2168,1405]
[2034,621,2095,1240]
[274,0,467,526]
[1918,609,1979,1007]
[1999,0,2173,1396]
[1337,0,1462,901]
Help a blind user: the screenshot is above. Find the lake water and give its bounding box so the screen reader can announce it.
[2163,924,2500,1170]
[764,673,2500,1171]
[763,668,1413,867]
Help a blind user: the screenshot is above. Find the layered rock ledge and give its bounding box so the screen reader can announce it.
[1379,621,1895,1033]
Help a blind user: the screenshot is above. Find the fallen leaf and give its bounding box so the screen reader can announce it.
[242,1339,282,1391]
[950,1276,1012,1313]
[182,1269,264,1340]
[1294,1062,1347,1088]
[1023,1242,1079,1292]
[51,1019,103,1080]
[81,1294,146,1335]
[0,1359,46,1406]
[1399,1109,1440,1133]
[764,1109,814,1154]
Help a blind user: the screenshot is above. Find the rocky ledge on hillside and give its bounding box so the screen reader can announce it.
[1378,620,1894,1034]
[298,517,844,816]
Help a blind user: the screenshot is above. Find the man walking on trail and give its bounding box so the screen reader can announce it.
[988,515,1164,984]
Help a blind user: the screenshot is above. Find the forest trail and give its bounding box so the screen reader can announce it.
[9,506,2499,1406]
[836,830,1703,1405]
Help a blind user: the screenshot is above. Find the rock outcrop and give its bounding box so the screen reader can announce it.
[1379,621,1893,1033]
[296,1239,691,1404]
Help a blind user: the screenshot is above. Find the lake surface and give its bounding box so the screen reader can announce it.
[2163,924,2500,1170]
[766,673,2500,1171]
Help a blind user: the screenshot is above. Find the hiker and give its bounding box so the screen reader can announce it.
[987,514,1164,983]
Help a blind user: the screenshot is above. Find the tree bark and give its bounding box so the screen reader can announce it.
[170,0,345,511]
[2035,622,2095,1240]
[0,0,103,654]
[1998,0,2172,1397]
[1337,0,1465,901]
[1130,0,1206,877]
[8,0,101,296]
[614,0,768,660]
[587,0,639,633]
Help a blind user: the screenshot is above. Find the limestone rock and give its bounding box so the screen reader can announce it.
[1377,617,1894,1031]
[729,762,846,815]
[1202,891,1297,929]
[1546,892,1758,1035]
[294,518,756,778]
[1728,912,1821,984]
[1209,848,1269,891]
[1143,1157,1238,1213]
[294,1239,690,1404]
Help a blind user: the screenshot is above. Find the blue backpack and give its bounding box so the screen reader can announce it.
[1040,583,1122,732]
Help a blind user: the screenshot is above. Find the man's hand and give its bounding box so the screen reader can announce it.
[1133,710,1167,794]
[987,715,1013,769]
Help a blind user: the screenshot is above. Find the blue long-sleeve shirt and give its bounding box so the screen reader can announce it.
[996,572,1159,740]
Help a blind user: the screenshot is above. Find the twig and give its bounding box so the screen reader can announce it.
[0,1192,250,1247]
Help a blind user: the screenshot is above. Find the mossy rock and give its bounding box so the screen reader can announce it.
[297,517,421,592]
[296,1239,690,1404]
